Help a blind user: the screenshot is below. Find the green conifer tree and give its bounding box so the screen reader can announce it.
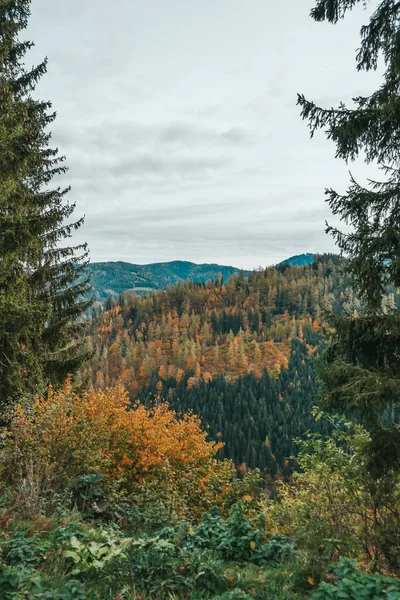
[0,0,93,409]
[298,0,400,477]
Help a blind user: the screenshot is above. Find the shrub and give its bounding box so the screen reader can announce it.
[63,529,132,575]
[3,532,49,569]
[0,529,87,600]
[1,380,233,518]
[116,534,231,598]
[193,505,297,565]
[220,468,266,521]
[311,558,400,600]
[268,414,400,574]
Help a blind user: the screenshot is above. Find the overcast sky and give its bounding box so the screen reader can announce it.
[26,0,381,268]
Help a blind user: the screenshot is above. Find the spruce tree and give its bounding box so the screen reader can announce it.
[298,1,400,477]
[0,0,93,409]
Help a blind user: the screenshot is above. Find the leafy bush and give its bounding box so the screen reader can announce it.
[3,532,49,568]
[311,559,400,600]
[0,568,87,600]
[0,529,87,600]
[269,414,400,573]
[1,381,235,519]
[193,505,297,565]
[67,473,106,518]
[116,534,230,598]
[219,468,266,521]
[63,529,132,575]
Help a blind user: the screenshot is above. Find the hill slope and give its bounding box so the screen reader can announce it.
[81,253,400,475]
[279,253,315,267]
[80,254,354,474]
[85,260,247,301]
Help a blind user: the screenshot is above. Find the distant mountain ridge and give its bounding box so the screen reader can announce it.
[279,253,315,267]
[85,254,324,302]
[85,260,247,301]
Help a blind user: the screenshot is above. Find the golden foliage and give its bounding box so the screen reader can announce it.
[78,267,335,394]
[3,380,233,517]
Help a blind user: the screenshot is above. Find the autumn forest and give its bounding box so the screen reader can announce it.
[1,1,400,599]
[79,256,349,473]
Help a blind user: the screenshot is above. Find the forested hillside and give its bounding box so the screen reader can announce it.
[84,260,247,301]
[79,254,393,474]
[84,257,315,303]
[279,253,315,267]
[82,254,345,392]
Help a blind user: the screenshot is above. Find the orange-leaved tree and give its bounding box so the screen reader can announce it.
[1,379,233,517]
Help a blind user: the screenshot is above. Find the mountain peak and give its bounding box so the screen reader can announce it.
[279,253,314,267]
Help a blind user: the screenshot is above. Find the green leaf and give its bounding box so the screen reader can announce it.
[69,537,81,550]
[63,550,80,563]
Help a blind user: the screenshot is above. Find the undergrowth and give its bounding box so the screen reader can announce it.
[1,496,397,600]
[0,499,306,600]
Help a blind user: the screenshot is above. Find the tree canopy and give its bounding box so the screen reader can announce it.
[0,0,93,409]
[298,0,400,478]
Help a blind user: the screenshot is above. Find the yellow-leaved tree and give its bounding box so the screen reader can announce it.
[1,380,234,518]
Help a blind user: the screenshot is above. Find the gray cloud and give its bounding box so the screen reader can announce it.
[27,0,381,268]
[55,121,251,151]
[80,212,336,270]
[101,155,230,178]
